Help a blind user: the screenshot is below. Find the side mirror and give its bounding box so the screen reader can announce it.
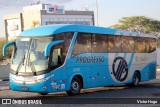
[3,42,15,57]
[44,40,64,58]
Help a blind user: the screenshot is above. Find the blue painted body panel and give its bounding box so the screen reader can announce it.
[140,61,157,81]
[20,24,117,37]
[10,53,157,93]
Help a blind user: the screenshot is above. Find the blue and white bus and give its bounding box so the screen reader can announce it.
[3,24,157,95]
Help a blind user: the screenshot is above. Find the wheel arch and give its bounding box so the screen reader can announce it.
[67,74,84,90]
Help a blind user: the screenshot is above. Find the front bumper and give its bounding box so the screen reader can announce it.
[9,80,50,93]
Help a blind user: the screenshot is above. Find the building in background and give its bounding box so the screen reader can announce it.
[4,13,23,40]
[4,4,94,40]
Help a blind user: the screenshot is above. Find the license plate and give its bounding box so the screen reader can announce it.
[22,86,29,91]
[24,76,37,81]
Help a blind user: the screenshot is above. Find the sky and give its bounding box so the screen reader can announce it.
[0,0,160,37]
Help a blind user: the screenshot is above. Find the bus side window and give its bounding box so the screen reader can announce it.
[135,37,146,53]
[51,49,58,66]
[72,33,91,56]
[50,44,62,70]
[122,36,134,53]
[108,35,115,53]
[149,38,156,53]
[134,37,138,53]
[92,34,107,53]
[54,32,74,64]
[114,35,122,53]
[145,38,150,53]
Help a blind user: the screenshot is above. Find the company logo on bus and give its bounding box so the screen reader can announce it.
[112,57,128,82]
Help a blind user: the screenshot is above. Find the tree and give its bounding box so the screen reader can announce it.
[0,40,13,61]
[111,16,160,37]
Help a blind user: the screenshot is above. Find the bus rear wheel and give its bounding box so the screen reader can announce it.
[133,72,140,86]
[127,72,140,87]
[66,77,81,95]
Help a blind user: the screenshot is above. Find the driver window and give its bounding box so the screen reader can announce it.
[51,48,62,67]
[51,49,58,66]
[50,44,62,69]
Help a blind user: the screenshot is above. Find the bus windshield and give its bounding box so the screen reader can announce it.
[11,37,53,75]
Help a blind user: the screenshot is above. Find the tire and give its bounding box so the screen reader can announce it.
[127,72,140,87]
[66,77,82,95]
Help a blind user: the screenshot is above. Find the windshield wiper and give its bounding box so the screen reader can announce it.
[15,55,25,75]
[24,38,37,75]
[29,62,37,76]
[27,52,37,75]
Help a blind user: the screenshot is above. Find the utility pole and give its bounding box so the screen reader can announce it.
[96,0,99,26]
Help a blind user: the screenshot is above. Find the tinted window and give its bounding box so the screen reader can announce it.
[54,32,73,63]
[122,36,135,53]
[145,38,150,53]
[50,43,63,70]
[135,37,146,53]
[108,35,115,53]
[72,33,91,56]
[72,33,156,55]
[92,34,107,53]
[115,35,122,52]
[148,38,156,53]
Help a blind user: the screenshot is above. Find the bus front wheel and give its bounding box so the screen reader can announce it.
[66,77,81,95]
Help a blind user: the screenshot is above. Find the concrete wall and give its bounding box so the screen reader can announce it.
[3,13,23,41]
[41,10,94,26]
[23,9,41,30]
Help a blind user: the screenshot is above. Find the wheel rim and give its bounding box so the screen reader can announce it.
[134,75,139,85]
[71,81,79,91]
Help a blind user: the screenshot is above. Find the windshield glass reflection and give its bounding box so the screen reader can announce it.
[11,37,52,74]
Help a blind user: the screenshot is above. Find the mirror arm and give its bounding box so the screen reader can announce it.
[3,42,15,57]
[44,40,64,57]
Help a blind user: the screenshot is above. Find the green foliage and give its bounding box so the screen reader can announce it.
[158,37,160,47]
[0,40,14,61]
[111,16,160,37]
[158,42,160,47]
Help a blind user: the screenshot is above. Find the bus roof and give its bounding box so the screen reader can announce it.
[20,24,156,38]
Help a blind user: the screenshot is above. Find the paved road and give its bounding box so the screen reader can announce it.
[0,79,160,107]
[0,70,160,107]
[0,79,160,98]
[0,65,9,80]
